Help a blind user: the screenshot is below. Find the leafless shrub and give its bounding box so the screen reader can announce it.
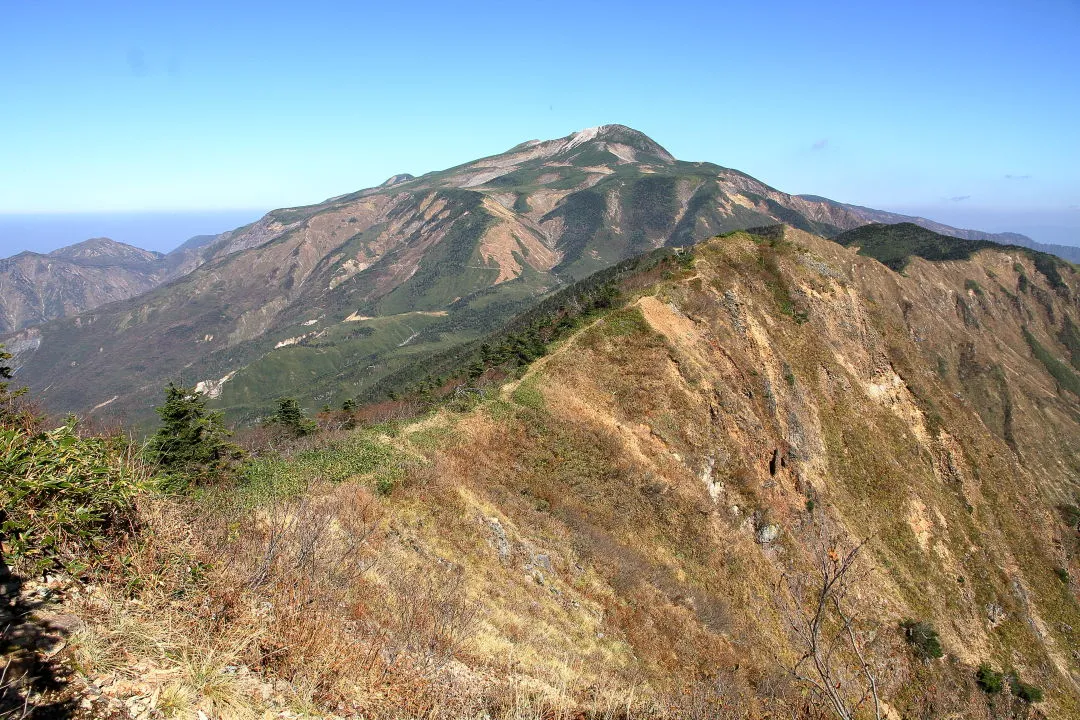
[660,670,754,720]
[778,523,882,720]
[247,490,380,590]
[379,564,480,678]
[201,481,482,708]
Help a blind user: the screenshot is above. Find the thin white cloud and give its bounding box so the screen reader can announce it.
[811,139,828,151]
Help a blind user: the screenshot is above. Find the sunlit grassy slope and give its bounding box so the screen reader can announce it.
[59,227,1080,718]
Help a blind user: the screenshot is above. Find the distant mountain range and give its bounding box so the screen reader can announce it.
[2,125,1075,425]
[798,195,1080,262]
[0,234,219,333]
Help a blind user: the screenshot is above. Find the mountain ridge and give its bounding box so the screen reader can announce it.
[800,194,1080,262]
[0,233,237,333]
[18,223,1079,717]
[1,237,169,334]
[4,125,1076,427]
[6,128,1073,337]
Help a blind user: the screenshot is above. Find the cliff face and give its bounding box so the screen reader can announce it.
[394,228,1079,714]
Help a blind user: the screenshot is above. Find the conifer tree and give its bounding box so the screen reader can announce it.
[0,344,12,384]
[268,397,317,436]
[147,382,238,480]
[0,344,12,409]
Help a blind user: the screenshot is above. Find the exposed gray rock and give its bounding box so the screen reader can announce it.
[755,523,781,545]
[985,602,1007,628]
[487,516,511,559]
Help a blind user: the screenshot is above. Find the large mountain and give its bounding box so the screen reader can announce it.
[1,125,1072,426]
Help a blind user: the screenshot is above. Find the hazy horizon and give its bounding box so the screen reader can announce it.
[0,209,266,256]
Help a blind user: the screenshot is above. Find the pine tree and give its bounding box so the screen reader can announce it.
[268,397,317,436]
[147,383,238,481]
[0,344,13,411]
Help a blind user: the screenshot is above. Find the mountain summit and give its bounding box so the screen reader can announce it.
[0,234,224,333]
[506,124,677,165]
[47,237,163,264]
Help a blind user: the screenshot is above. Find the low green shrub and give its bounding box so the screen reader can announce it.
[236,429,409,504]
[900,619,944,659]
[0,343,28,423]
[976,663,1004,694]
[375,475,394,497]
[1008,673,1044,703]
[1058,503,1080,529]
[1,418,149,574]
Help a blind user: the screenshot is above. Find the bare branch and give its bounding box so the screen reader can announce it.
[778,525,881,720]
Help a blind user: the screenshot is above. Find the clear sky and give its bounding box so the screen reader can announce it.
[2,0,1077,254]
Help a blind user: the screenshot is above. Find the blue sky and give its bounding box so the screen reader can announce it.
[1,0,1077,254]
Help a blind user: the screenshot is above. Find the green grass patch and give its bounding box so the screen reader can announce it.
[602,306,650,336]
[236,429,411,504]
[1022,326,1080,396]
[409,419,460,450]
[511,378,546,411]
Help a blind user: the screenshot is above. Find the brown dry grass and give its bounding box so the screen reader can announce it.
[42,228,1080,718]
